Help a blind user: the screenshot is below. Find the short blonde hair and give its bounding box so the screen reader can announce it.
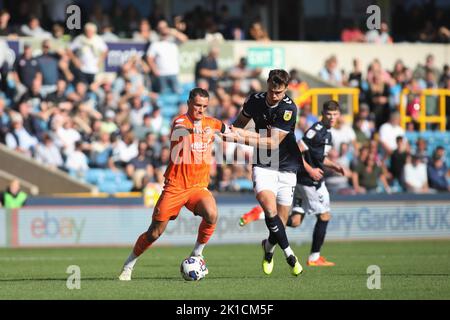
[84,22,98,34]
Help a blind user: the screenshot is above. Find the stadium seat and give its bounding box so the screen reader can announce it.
[116,180,134,192]
[182,82,195,93]
[98,182,118,194]
[85,169,106,184]
[158,93,180,106]
[103,169,127,182]
[234,178,253,191]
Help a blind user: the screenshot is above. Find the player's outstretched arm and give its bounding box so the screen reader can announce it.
[221,126,287,150]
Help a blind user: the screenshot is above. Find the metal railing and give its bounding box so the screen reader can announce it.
[399,88,450,132]
[294,87,360,118]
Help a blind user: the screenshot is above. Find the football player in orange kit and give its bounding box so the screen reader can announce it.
[119,88,228,280]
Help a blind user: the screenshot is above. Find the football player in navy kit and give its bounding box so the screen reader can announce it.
[222,69,303,276]
[238,100,345,267]
[292,100,345,266]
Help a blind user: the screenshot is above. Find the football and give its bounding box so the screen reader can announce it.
[180,256,208,281]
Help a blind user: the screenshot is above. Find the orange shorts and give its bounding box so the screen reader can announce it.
[152,186,214,222]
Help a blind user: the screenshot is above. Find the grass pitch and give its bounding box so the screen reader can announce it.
[0,240,449,300]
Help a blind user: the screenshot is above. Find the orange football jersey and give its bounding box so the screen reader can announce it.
[164,114,224,189]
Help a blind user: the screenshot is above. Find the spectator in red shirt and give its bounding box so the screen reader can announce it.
[341,21,365,43]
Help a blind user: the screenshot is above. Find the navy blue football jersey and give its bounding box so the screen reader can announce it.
[242,92,300,172]
[297,121,333,186]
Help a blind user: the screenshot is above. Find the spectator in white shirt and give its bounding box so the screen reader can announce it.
[365,22,393,44]
[379,111,405,156]
[331,116,357,153]
[20,15,52,39]
[319,55,343,85]
[5,114,38,156]
[35,133,63,169]
[146,20,188,94]
[132,19,159,43]
[68,22,108,85]
[109,131,138,170]
[404,154,430,193]
[56,117,81,156]
[65,140,89,172]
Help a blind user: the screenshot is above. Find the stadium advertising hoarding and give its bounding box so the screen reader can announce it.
[247,47,285,69]
[0,210,6,246]
[178,41,234,76]
[0,201,449,247]
[104,41,148,72]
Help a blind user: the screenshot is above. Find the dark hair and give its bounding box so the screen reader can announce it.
[267,69,290,87]
[322,100,340,112]
[188,87,209,101]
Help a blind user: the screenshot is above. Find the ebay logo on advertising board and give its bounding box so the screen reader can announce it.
[30,212,85,242]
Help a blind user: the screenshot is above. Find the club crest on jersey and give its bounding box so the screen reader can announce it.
[306,129,316,139]
[283,110,293,121]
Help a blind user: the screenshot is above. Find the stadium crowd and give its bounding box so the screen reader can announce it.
[0,12,449,195]
[1,1,450,43]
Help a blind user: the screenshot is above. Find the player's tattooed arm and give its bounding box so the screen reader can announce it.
[232,111,252,128]
[221,127,287,150]
[324,157,346,176]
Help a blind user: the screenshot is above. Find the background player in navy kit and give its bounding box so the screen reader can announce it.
[222,69,303,276]
[239,100,344,266]
[292,100,345,266]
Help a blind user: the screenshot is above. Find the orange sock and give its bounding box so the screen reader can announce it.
[133,232,153,256]
[196,220,216,244]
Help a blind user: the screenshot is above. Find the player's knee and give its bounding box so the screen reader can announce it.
[256,195,276,217]
[290,214,303,227]
[319,212,331,222]
[203,210,218,224]
[263,209,277,218]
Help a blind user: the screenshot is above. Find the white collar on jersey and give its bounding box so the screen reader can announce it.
[265,94,285,109]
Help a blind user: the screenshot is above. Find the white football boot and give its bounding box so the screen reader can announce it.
[118,267,133,281]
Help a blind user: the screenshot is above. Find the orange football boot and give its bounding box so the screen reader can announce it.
[239,206,263,226]
[307,256,335,267]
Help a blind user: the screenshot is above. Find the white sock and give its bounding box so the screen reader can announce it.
[258,212,265,220]
[191,242,206,257]
[123,252,138,270]
[283,246,294,258]
[309,252,320,261]
[264,239,277,253]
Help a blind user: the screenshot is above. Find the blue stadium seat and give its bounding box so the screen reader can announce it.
[182,82,195,94]
[85,169,106,184]
[116,180,134,192]
[234,178,253,191]
[158,93,180,106]
[98,183,118,194]
[161,105,179,119]
[103,169,127,182]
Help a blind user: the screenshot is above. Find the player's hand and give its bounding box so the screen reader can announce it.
[308,167,323,181]
[219,131,239,142]
[229,126,245,137]
[335,165,345,176]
